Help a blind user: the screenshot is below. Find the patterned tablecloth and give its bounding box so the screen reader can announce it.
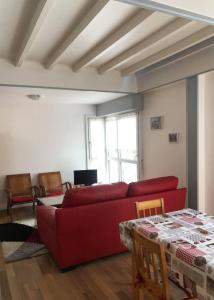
[119,208,214,300]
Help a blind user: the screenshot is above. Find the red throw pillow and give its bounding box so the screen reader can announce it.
[128,176,178,197]
[62,182,128,208]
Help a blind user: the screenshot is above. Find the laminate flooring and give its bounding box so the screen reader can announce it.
[0,207,132,300]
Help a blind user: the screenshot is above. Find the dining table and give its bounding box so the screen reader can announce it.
[119,208,214,300]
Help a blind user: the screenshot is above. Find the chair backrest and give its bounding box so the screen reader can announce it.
[6,173,32,196]
[135,198,165,218]
[38,171,62,193]
[133,229,170,300]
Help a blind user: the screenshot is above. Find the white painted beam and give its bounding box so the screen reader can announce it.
[116,0,214,25]
[98,18,190,73]
[15,0,54,67]
[0,60,137,93]
[122,26,214,76]
[45,0,109,69]
[72,9,154,72]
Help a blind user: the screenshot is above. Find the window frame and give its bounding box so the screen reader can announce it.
[86,112,140,183]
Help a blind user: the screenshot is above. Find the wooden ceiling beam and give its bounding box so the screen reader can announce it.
[15,0,54,67]
[122,26,214,76]
[45,0,109,69]
[72,9,154,72]
[98,18,190,73]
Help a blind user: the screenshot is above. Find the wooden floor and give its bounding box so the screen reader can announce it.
[0,207,132,300]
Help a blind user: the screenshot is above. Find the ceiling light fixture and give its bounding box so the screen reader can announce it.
[27,94,43,101]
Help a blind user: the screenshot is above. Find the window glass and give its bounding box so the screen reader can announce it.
[108,160,119,183]
[121,162,137,183]
[88,118,106,182]
[106,118,118,159]
[88,113,138,184]
[118,115,137,161]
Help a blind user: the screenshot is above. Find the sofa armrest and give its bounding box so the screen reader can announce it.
[36,206,57,229]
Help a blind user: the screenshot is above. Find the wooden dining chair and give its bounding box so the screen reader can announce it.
[5,173,39,222]
[38,171,71,197]
[135,198,165,218]
[132,229,198,300]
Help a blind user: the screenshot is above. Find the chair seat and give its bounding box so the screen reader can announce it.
[11,196,33,203]
[169,280,190,300]
[46,191,64,197]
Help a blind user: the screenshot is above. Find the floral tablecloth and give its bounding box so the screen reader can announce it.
[119,208,214,300]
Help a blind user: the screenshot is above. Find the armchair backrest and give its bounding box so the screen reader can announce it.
[38,171,63,193]
[6,173,32,196]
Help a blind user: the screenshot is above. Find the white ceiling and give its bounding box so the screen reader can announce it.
[0,85,127,105]
[0,0,213,77]
[113,21,206,69]
[28,0,138,64]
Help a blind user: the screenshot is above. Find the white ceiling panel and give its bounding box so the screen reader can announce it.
[26,0,138,64]
[27,0,97,62]
[116,21,208,70]
[116,22,207,70]
[91,11,175,67]
[0,0,36,58]
[0,0,212,77]
[57,1,138,65]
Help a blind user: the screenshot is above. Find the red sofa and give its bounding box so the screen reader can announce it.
[37,176,186,269]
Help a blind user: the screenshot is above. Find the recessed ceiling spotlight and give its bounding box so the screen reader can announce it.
[27,94,43,101]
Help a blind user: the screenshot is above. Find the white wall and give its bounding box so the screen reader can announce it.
[139,80,186,187]
[0,101,95,209]
[198,70,214,214]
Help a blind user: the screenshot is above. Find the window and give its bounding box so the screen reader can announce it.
[87,113,138,183]
[87,117,106,183]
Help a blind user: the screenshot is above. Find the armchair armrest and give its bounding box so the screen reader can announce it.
[31,185,41,197]
[4,189,12,204]
[39,182,71,196]
[62,181,72,191]
[4,188,12,196]
[36,206,56,229]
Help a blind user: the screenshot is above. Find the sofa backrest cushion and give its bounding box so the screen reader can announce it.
[128,176,178,197]
[62,182,128,208]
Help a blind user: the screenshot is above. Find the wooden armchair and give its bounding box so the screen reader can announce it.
[5,173,39,222]
[38,171,71,197]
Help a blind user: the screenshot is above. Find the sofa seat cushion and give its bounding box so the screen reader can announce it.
[62,182,128,208]
[128,176,178,197]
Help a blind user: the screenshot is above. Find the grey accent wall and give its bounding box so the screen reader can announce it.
[117,0,214,24]
[186,76,198,209]
[96,93,144,116]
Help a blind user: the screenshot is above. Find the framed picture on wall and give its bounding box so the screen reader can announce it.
[150,116,162,130]
[169,133,179,143]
